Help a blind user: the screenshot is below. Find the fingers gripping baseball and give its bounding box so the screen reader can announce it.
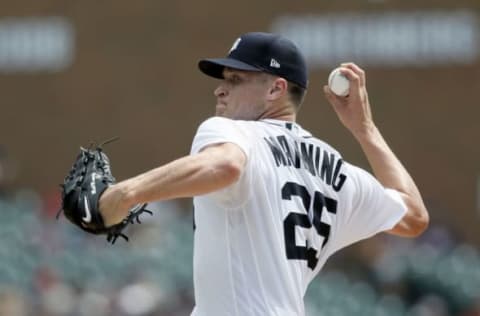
[324,63,374,136]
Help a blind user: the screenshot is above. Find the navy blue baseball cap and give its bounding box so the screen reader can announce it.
[198,32,308,89]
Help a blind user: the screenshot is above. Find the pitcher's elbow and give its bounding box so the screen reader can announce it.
[412,207,430,237]
[213,159,243,186]
[224,160,243,183]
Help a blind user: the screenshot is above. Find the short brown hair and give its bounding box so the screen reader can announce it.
[288,81,306,109]
[255,73,306,109]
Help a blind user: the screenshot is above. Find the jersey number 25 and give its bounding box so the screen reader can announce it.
[282,182,337,270]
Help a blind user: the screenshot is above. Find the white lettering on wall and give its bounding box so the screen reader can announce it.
[271,11,478,68]
[0,17,74,73]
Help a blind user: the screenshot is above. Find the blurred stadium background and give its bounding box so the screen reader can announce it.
[0,1,479,315]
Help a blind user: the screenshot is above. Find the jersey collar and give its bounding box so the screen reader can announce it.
[261,119,313,138]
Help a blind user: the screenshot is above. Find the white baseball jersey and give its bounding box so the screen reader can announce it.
[190,117,407,316]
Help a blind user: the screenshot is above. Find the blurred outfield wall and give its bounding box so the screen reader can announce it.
[0,0,479,244]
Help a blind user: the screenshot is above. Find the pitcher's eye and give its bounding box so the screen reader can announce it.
[226,74,242,85]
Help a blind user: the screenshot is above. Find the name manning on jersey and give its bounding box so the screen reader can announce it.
[264,136,347,192]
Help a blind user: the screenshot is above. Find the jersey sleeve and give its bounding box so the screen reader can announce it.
[190,117,252,207]
[333,163,407,251]
[191,117,251,159]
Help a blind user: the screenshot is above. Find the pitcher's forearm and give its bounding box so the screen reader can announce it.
[100,144,245,226]
[101,153,240,225]
[353,124,428,236]
[121,153,241,207]
[353,125,417,196]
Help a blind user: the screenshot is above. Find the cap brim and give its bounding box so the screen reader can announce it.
[198,58,261,79]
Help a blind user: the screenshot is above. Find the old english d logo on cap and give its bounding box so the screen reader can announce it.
[229,38,241,53]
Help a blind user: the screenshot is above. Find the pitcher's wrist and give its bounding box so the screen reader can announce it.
[351,122,378,142]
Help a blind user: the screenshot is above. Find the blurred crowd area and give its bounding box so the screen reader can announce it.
[0,191,195,316]
[0,183,479,316]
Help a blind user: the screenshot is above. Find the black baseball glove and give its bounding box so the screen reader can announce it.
[57,138,152,244]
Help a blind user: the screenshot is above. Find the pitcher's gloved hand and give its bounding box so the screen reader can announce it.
[58,138,152,244]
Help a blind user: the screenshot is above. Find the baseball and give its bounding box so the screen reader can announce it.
[328,67,350,97]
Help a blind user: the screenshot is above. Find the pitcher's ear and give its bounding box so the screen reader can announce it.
[267,78,287,100]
